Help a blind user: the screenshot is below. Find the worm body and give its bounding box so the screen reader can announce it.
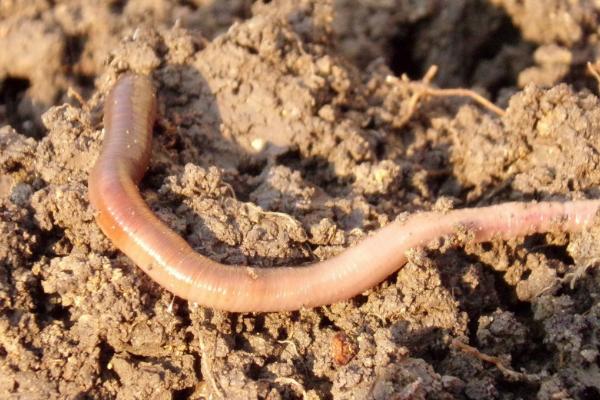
[88,73,600,312]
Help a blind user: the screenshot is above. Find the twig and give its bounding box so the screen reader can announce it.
[451,339,540,383]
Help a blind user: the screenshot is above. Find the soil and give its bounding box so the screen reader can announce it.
[1,0,600,399]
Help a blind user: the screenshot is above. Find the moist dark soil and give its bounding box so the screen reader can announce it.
[1,1,600,399]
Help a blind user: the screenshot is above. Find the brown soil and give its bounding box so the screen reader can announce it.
[1,0,600,399]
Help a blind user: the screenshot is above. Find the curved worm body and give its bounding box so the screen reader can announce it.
[88,73,600,312]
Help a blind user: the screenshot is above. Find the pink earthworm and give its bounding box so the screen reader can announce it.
[88,73,600,312]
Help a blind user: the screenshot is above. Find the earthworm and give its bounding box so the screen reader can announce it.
[88,73,600,312]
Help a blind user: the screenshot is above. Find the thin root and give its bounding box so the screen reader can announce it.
[198,333,226,399]
[167,295,175,314]
[277,339,300,358]
[561,261,598,289]
[387,65,505,128]
[587,61,600,88]
[222,182,237,200]
[67,86,88,112]
[418,86,505,117]
[451,339,540,383]
[267,377,309,400]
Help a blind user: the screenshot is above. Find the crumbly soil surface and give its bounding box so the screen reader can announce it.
[1,1,600,399]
